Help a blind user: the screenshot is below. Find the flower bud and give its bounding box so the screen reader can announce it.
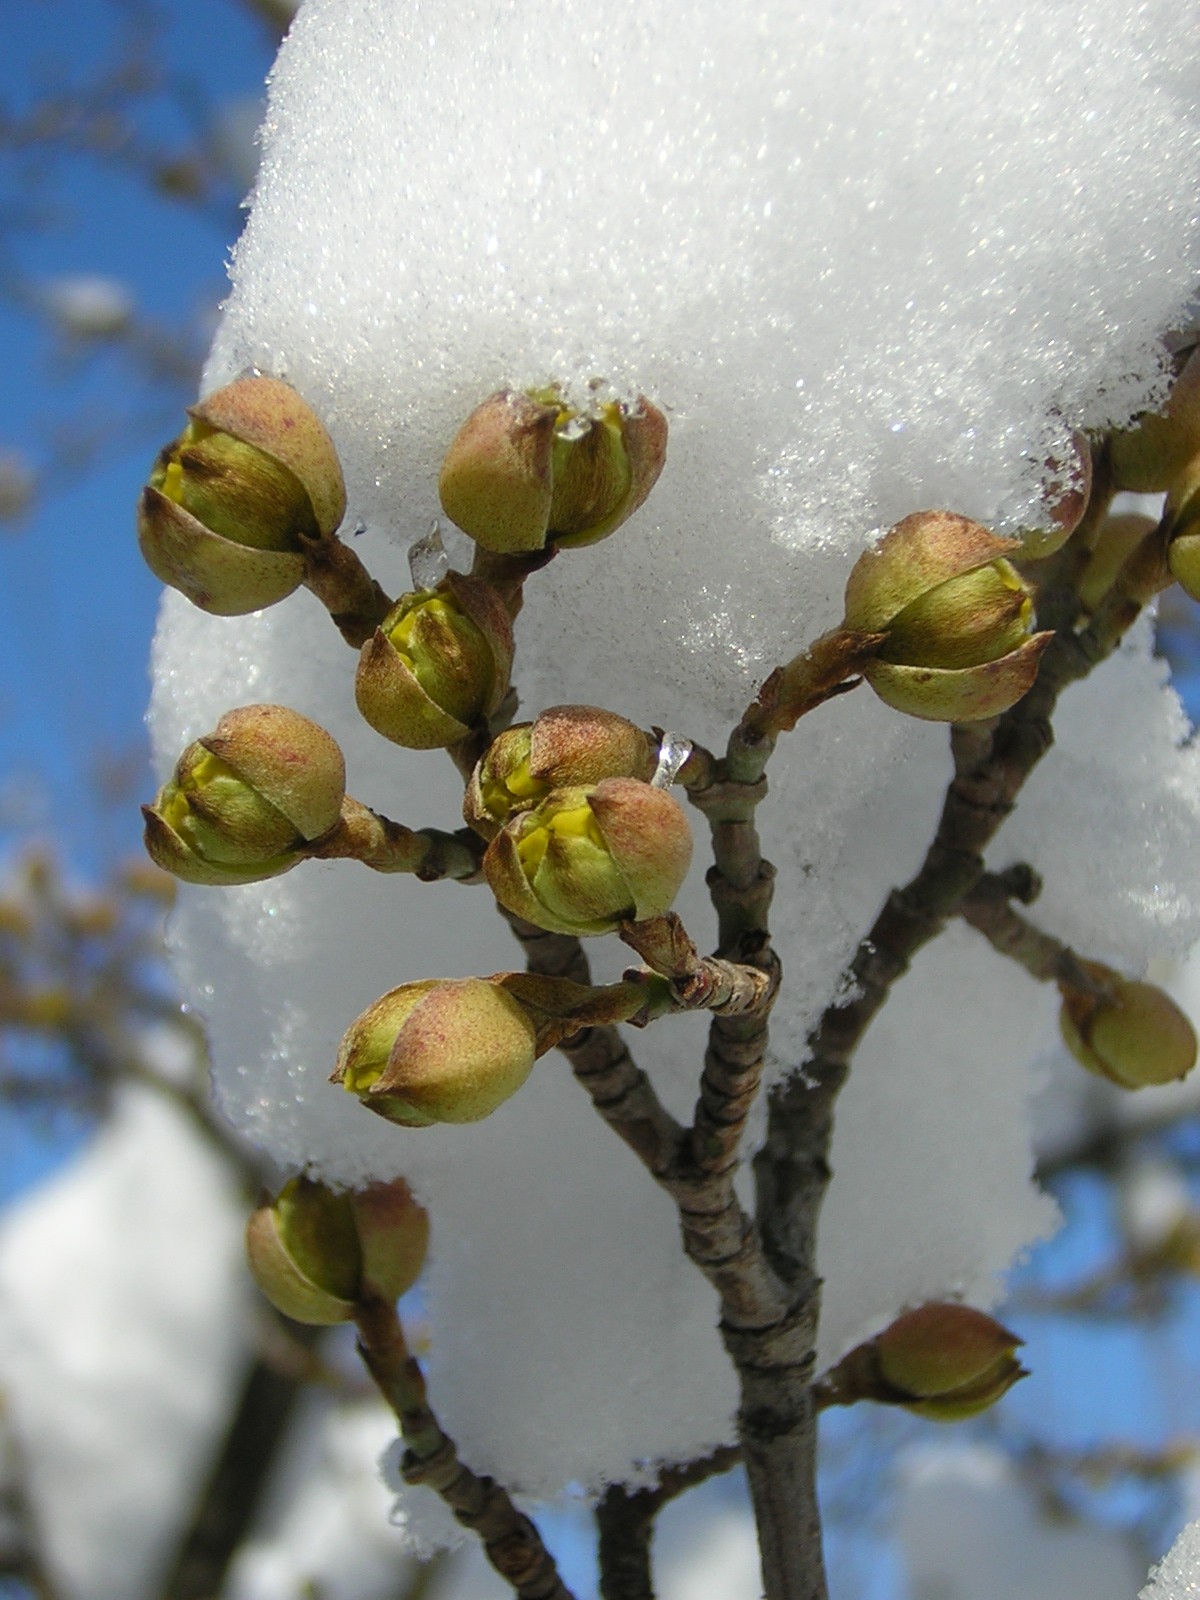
[843,511,1051,721]
[354,574,513,749]
[1020,434,1092,560]
[484,777,692,936]
[246,1175,429,1325]
[142,704,345,885]
[1075,513,1159,611]
[332,977,538,1126]
[438,388,667,554]
[464,705,658,839]
[137,376,346,615]
[1164,455,1200,602]
[1110,349,1200,494]
[875,1304,1026,1421]
[1059,961,1197,1090]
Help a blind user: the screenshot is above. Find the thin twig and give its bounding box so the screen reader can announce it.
[354,1297,574,1600]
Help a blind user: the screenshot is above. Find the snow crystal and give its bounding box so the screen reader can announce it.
[150,0,1200,1491]
[1142,1519,1200,1600]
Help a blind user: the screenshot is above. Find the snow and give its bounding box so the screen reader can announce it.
[1142,1518,1200,1600]
[896,1444,1144,1600]
[149,0,1200,1497]
[0,1085,248,1600]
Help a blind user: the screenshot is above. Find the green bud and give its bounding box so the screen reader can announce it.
[1111,349,1200,494]
[843,511,1051,722]
[875,1303,1026,1421]
[1076,513,1159,611]
[331,977,538,1126]
[1059,961,1197,1090]
[246,1175,429,1325]
[137,376,346,615]
[142,704,345,885]
[438,388,668,555]
[483,777,692,937]
[354,574,513,749]
[464,705,658,840]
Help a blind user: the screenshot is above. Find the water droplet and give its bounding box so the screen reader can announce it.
[408,521,451,590]
[652,732,692,788]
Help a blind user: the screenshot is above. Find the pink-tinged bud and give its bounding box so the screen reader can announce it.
[438,388,667,554]
[332,977,538,1126]
[354,574,513,749]
[464,705,658,840]
[483,777,692,937]
[1059,961,1197,1091]
[246,1175,428,1325]
[137,376,345,615]
[1111,350,1200,494]
[875,1304,1026,1421]
[1020,434,1092,559]
[843,511,1050,722]
[142,704,345,886]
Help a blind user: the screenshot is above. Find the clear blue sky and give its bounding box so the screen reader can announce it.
[0,0,280,876]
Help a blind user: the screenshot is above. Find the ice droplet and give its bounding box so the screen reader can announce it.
[408,521,451,590]
[651,732,692,788]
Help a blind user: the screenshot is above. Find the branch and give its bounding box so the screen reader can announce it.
[595,1447,742,1600]
[305,801,486,881]
[957,871,1111,995]
[500,909,789,1331]
[354,1297,574,1600]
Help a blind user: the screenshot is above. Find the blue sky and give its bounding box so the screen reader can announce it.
[0,0,279,875]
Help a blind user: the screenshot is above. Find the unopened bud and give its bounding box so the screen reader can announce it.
[142,704,345,885]
[137,376,345,615]
[354,574,513,749]
[875,1303,1026,1421]
[332,977,538,1126]
[1059,961,1197,1090]
[1076,513,1160,611]
[438,388,667,555]
[1111,350,1200,494]
[484,777,692,937]
[843,511,1050,721]
[246,1175,428,1324]
[1021,434,1092,560]
[465,705,658,839]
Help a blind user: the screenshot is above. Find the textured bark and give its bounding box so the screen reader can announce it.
[356,1298,574,1600]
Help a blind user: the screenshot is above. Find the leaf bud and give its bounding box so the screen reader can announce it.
[438,388,667,554]
[142,704,345,885]
[1019,434,1092,560]
[1075,513,1159,611]
[483,777,692,937]
[331,977,538,1126]
[464,705,658,839]
[1110,349,1200,494]
[246,1175,429,1325]
[137,376,346,615]
[874,1303,1026,1421]
[843,511,1051,721]
[354,574,513,749]
[1059,961,1197,1090]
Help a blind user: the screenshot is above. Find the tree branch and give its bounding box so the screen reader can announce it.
[354,1297,574,1600]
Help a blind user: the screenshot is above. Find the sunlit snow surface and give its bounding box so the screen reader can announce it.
[151,0,1200,1497]
[1142,1519,1200,1600]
